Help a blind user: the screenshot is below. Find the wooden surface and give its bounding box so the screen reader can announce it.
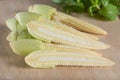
[0,0,120,80]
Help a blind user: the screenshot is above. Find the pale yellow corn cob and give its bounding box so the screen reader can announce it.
[27,21,109,49]
[25,50,114,68]
[39,18,99,40]
[44,43,101,56]
[53,12,107,35]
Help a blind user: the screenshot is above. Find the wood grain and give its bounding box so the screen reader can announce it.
[0,0,120,80]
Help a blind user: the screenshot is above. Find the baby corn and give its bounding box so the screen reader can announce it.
[39,18,99,40]
[25,50,114,68]
[6,4,114,69]
[10,39,100,56]
[29,4,107,35]
[53,12,107,35]
[27,21,109,49]
[44,43,101,56]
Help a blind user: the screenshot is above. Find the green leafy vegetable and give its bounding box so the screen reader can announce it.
[52,0,64,4]
[98,4,119,21]
[63,0,84,14]
[101,0,110,7]
[52,0,119,21]
[110,0,120,14]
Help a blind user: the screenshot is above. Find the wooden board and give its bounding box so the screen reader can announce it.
[0,0,120,80]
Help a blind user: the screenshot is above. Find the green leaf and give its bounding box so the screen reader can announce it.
[63,3,84,13]
[63,0,84,14]
[90,0,99,5]
[110,0,120,14]
[52,0,64,4]
[88,6,99,16]
[98,4,119,21]
[81,0,91,10]
[101,0,110,7]
[88,0,101,16]
[52,0,119,21]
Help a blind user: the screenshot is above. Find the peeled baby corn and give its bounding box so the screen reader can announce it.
[25,50,114,68]
[39,18,98,40]
[27,21,109,49]
[53,12,107,35]
[10,39,101,56]
[44,43,101,56]
[29,4,107,35]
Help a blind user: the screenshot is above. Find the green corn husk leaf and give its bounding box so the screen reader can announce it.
[7,29,34,42]
[16,22,26,31]
[6,17,26,32]
[10,39,45,56]
[15,12,41,26]
[7,31,17,41]
[17,29,34,40]
[6,18,17,31]
[28,4,56,19]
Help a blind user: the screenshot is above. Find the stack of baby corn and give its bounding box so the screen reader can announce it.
[6,4,114,68]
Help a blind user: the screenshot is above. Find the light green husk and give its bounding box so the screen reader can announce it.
[15,12,41,26]
[28,4,56,19]
[6,18,17,31]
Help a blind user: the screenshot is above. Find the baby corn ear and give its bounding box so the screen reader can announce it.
[44,43,102,56]
[27,21,109,49]
[9,39,100,56]
[28,4,107,35]
[39,18,99,40]
[25,50,114,68]
[53,12,107,35]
